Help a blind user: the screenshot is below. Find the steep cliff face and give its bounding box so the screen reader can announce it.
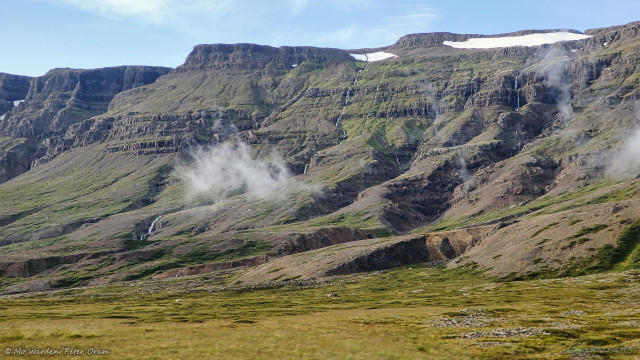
[0,66,170,182]
[1,22,640,289]
[1,66,171,139]
[44,45,355,167]
[177,43,353,72]
[0,73,31,116]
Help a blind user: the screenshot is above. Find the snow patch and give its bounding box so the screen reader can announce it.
[443,32,592,49]
[13,100,24,107]
[0,114,5,121]
[350,51,397,62]
[291,64,298,68]
[350,54,368,61]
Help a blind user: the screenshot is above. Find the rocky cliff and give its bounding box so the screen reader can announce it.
[177,43,353,72]
[0,66,170,182]
[0,73,31,115]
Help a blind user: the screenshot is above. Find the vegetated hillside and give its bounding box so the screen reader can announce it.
[1,21,640,292]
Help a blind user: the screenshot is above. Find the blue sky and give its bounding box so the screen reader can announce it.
[2,0,639,76]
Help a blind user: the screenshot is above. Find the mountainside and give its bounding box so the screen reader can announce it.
[1,22,640,292]
[0,66,170,182]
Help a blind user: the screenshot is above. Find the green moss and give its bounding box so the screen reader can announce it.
[577,237,591,245]
[571,224,608,239]
[123,238,147,251]
[610,221,640,270]
[593,244,617,271]
[532,222,559,238]
[533,136,563,158]
[179,240,271,265]
[121,261,185,282]
[535,239,551,246]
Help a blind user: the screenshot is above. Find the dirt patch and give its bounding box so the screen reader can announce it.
[153,255,268,279]
[238,227,487,285]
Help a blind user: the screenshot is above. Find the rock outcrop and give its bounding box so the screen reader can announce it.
[0,66,170,182]
[0,73,31,115]
[176,44,353,72]
[238,227,489,284]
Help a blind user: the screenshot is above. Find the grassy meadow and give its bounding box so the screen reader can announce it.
[1,266,639,359]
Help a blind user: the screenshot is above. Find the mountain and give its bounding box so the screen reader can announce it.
[1,21,639,292]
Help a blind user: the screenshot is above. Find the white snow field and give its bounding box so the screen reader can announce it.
[443,32,592,49]
[350,51,397,62]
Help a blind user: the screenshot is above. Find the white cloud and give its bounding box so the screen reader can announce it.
[180,142,294,201]
[311,26,359,48]
[289,0,308,15]
[50,0,439,50]
[55,0,168,23]
[367,9,439,45]
[296,3,439,49]
[607,125,640,178]
[53,0,235,24]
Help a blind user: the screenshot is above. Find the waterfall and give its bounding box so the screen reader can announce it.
[335,65,367,142]
[515,74,520,110]
[148,216,162,234]
[301,64,368,178]
[27,119,36,139]
[364,71,386,131]
[377,133,402,172]
[456,152,472,194]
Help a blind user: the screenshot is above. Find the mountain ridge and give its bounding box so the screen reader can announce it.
[1,21,639,292]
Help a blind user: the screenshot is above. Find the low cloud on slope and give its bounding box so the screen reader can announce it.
[181,142,293,201]
[607,126,640,178]
[534,48,575,122]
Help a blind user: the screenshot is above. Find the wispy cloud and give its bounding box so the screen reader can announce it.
[289,0,309,15]
[366,7,439,45]
[53,0,235,24]
[311,26,359,48]
[50,0,439,49]
[55,0,169,23]
[302,3,439,48]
